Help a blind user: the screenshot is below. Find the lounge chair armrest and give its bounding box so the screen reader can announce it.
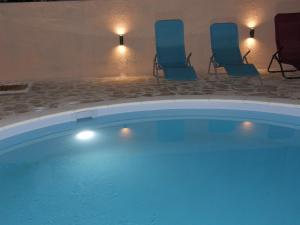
[243,50,251,64]
[186,52,192,66]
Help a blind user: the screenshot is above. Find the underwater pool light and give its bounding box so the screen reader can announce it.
[76,130,95,141]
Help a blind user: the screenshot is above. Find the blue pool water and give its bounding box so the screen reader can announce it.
[0,109,300,225]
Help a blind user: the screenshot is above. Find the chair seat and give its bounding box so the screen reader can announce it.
[163,66,197,80]
[224,64,260,77]
[160,62,186,68]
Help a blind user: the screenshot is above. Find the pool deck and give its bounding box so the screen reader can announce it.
[1,73,300,126]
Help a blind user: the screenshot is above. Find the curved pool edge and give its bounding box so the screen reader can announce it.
[1,98,300,141]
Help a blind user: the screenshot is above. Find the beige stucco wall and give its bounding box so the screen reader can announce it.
[0,0,299,81]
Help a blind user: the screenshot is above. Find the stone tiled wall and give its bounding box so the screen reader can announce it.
[0,0,299,81]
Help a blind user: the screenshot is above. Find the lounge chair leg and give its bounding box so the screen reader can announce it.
[153,54,160,83]
[268,52,300,79]
[267,53,277,73]
[208,55,219,80]
[155,67,160,83]
[278,61,300,79]
[208,56,217,74]
[278,60,286,79]
[208,58,212,74]
[153,55,157,77]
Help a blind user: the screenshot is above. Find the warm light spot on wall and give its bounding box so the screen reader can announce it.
[115,26,127,36]
[110,45,133,78]
[107,4,133,35]
[243,11,262,29]
[245,37,256,49]
[117,45,127,55]
[120,127,132,138]
[247,20,257,29]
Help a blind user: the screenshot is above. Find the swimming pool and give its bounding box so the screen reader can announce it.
[1,100,300,225]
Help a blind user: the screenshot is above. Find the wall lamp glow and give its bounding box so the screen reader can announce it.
[249,27,255,38]
[119,35,124,45]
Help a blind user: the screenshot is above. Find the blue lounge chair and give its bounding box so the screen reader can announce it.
[154,19,197,81]
[208,23,262,83]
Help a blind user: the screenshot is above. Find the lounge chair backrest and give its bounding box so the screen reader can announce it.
[210,23,243,65]
[155,19,187,66]
[275,13,300,51]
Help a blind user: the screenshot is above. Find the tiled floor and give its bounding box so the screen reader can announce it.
[1,73,300,125]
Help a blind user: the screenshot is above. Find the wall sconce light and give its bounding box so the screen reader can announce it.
[119,35,124,45]
[249,28,255,38]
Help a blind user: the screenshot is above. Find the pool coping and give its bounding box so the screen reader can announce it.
[1,96,300,141]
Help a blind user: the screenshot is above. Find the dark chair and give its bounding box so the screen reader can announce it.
[268,13,300,79]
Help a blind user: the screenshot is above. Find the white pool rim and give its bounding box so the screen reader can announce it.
[1,99,300,141]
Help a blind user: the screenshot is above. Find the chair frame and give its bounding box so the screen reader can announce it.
[267,49,300,79]
[153,52,192,81]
